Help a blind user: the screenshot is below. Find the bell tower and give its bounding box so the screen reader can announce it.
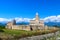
[12,19,16,25]
[35,12,40,21]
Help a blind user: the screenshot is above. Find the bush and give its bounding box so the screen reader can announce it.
[0,25,5,29]
[0,29,4,32]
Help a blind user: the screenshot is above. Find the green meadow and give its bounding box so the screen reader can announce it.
[0,25,59,40]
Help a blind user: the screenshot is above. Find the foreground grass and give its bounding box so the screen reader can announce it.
[0,29,58,37]
[0,26,59,40]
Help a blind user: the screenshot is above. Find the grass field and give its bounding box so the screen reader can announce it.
[0,26,59,40]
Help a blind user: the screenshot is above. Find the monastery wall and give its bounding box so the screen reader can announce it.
[12,25,30,31]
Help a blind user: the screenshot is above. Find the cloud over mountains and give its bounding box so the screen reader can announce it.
[44,15,60,22]
[0,15,60,23]
[0,17,31,23]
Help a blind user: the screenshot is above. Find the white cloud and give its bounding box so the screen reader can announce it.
[0,18,8,22]
[32,18,35,20]
[0,18,12,22]
[0,15,60,23]
[0,17,31,23]
[15,17,31,22]
[44,15,60,22]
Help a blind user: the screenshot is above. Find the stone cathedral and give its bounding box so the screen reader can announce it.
[6,12,45,31]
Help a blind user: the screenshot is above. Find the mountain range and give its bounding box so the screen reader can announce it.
[0,21,60,27]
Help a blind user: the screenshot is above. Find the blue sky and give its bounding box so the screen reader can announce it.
[0,0,60,22]
[0,0,60,18]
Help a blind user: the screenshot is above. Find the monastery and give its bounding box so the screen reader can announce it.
[6,12,47,31]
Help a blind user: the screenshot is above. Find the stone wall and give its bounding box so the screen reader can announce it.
[19,31,59,40]
[12,25,30,31]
